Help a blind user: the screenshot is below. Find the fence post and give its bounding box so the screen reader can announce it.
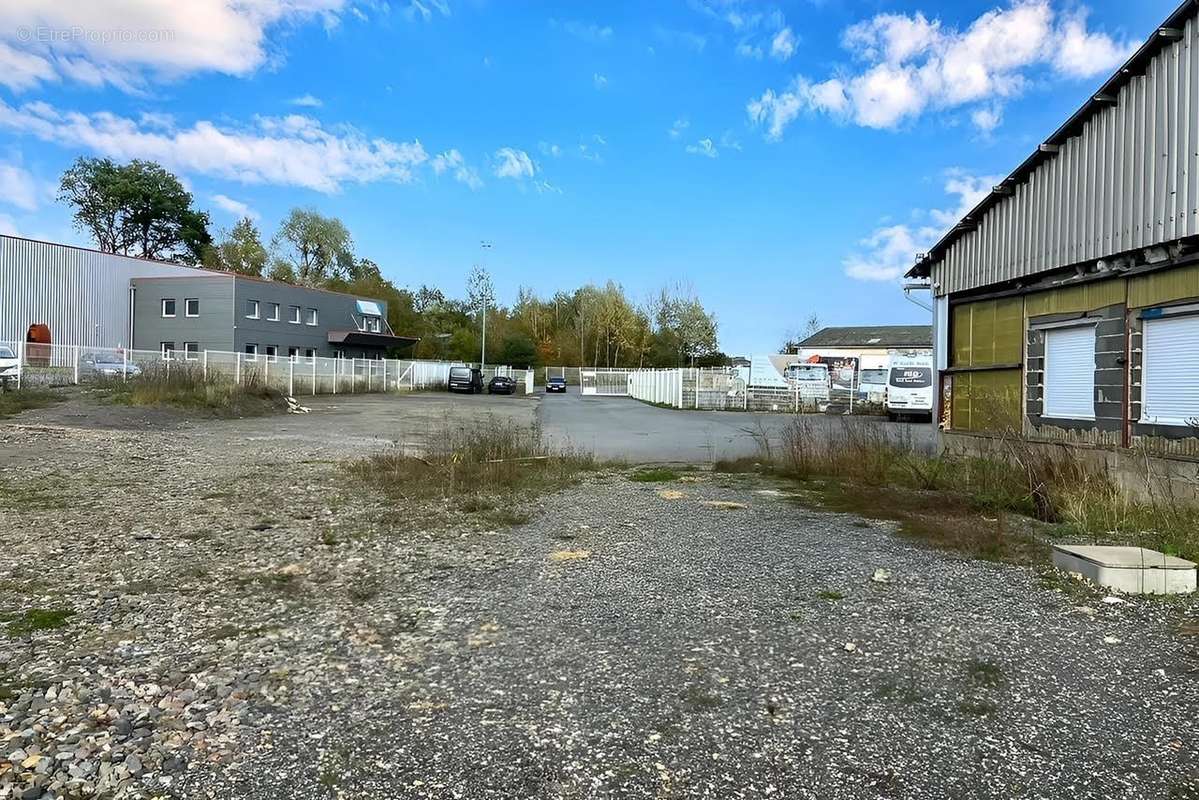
[202,350,208,382]
[16,340,23,390]
[122,347,128,384]
[288,358,294,397]
[332,359,338,394]
[235,353,241,386]
[794,382,799,414]
[694,368,699,410]
[73,346,80,385]
[311,357,317,396]
[848,368,855,415]
[383,359,388,392]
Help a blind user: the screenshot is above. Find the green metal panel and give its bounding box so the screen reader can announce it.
[950,297,1024,368]
[1128,264,1199,308]
[951,369,1023,432]
[1024,279,1126,317]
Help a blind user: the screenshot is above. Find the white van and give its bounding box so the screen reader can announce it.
[885,351,934,420]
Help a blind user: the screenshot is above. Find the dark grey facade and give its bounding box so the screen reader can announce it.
[131,273,414,359]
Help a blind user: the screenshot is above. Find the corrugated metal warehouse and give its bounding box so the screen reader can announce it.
[0,235,199,350]
[909,0,1199,461]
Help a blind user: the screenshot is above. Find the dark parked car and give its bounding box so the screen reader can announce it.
[488,375,516,395]
[546,376,567,393]
[448,366,483,393]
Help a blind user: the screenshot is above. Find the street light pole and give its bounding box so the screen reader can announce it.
[479,240,493,369]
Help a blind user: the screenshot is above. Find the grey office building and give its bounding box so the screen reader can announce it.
[130,273,417,361]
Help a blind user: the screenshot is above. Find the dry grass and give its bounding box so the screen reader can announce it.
[749,416,1199,563]
[102,362,281,416]
[347,417,595,507]
[548,549,591,562]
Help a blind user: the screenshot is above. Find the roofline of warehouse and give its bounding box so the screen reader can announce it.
[906,0,1198,281]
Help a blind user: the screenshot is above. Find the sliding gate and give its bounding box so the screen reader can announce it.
[580,369,632,396]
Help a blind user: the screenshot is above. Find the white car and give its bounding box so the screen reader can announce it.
[0,345,19,389]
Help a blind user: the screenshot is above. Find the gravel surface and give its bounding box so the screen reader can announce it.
[1,401,1196,800]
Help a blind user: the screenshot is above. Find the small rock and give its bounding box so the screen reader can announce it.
[1103,635,1122,645]
[843,642,857,652]
[1101,596,1126,605]
[870,568,892,584]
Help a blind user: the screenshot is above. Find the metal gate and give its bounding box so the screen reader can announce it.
[580,369,631,396]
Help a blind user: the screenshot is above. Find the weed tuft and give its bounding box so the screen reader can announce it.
[629,467,680,483]
[6,607,73,636]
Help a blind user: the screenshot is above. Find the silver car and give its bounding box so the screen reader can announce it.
[80,352,143,378]
[0,345,18,389]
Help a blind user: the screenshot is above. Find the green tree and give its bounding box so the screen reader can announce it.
[58,157,212,264]
[272,208,353,286]
[499,332,538,367]
[204,217,268,276]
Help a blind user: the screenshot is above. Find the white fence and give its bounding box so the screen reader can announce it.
[625,367,880,415]
[0,340,533,397]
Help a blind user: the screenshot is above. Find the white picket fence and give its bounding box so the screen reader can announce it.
[0,340,534,397]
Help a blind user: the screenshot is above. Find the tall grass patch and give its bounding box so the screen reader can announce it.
[759,416,1199,562]
[103,362,280,416]
[347,417,594,508]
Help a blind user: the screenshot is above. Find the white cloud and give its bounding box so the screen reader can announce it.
[538,141,562,158]
[0,161,39,211]
[929,169,1002,227]
[668,118,690,139]
[0,99,429,194]
[770,27,796,61]
[403,0,450,22]
[289,93,323,108]
[1053,11,1137,78]
[593,72,608,90]
[735,42,763,60]
[750,1,1138,137]
[970,104,1003,133]
[493,147,536,180]
[431,148,483,190]
[555,19,613,43]
[843,224,938,281]
[845,169,1000,281]
[0,0,350,92]
[210,193,258,219]
[685,138,718,158]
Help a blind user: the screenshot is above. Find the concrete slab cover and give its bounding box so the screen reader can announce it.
[1053,544,1195,570]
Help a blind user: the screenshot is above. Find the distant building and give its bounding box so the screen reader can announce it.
[907,0,1199,461]
[0,235,416,359]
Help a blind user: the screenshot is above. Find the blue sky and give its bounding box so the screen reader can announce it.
[0,0,1180,354]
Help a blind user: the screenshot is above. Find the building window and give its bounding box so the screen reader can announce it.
[161,342,175,359]
[305,348,316,362]
[161,299,176,318]
[185,298,199,317]
[1043,325,1095,420]
[245,343,258,360]
[246,300,260,319]
[1141,315,1199,425]
[287,346,299,361]
[184,342,200,360]
[364,316,381,333]
[306,308,318,326]
[289,305,301,324]
[267,302,280,321]
[265,345,278,362]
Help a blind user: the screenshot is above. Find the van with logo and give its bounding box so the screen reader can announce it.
[885,351,934,421]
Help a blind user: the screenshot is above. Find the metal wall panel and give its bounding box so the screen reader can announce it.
[932,10,1199,296]
[0,236,201,349]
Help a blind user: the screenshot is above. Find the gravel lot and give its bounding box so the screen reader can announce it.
[1,394,1196,799]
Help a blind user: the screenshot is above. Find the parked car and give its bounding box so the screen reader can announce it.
[488,375,516,395]
[80,352,143,379]
[0,345,18,390]
[546,376,567,393]
[448,365,483,393]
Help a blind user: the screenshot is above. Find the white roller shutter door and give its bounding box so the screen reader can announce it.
[1044,325,1095,420]
[1142,315,1199,426]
